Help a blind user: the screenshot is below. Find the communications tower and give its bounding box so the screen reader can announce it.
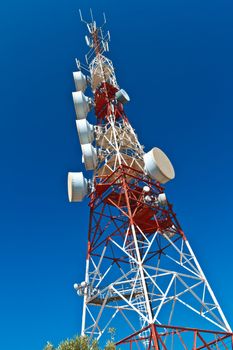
[68,10,233,349]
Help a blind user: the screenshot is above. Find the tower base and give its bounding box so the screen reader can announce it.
[116,324,233,349]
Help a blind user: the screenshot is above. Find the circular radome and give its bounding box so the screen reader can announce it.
[152,147,175,180]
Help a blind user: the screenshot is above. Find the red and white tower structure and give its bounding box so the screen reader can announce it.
[68,11,233,349]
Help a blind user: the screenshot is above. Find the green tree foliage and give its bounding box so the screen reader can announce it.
[43,335,115,350]
[44,343,55,350]
[104,341,116,350]
[108,328,116,342]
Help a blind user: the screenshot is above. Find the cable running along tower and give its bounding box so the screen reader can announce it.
[68,10,233,349]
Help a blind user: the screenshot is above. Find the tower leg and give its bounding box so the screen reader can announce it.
[151,325,160,350]
[81,256,90,336]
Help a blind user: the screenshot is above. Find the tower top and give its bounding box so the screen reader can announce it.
[79,9,111,64]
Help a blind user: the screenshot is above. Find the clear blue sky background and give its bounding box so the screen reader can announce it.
[0,0,232,349]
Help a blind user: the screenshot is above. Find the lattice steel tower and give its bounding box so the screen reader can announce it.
[68,10,233,349]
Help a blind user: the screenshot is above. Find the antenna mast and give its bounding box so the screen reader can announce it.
[67,10,233,349]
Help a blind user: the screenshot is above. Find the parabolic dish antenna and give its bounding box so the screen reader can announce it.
[115,89,130,104]
[68,172,88,202]
[76,119,94,144]
[81,144,97,170]
[143,147,175,184]
[73,71,87,92]
[72,91,91,119]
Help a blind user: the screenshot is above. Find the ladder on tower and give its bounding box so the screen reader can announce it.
[128,250,151,344]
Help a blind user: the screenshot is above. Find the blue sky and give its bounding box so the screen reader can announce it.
[0,0,233,349]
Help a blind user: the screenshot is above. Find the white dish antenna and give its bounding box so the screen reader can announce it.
[72,91,92,119]
[158,193,167,207]
[73,71,87,92]
[81,144,97,170]
[115,89,130,104]
[67,172,88,202]
[143,147,175,184]
[143,186,150,193]
[76,119,94,144]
